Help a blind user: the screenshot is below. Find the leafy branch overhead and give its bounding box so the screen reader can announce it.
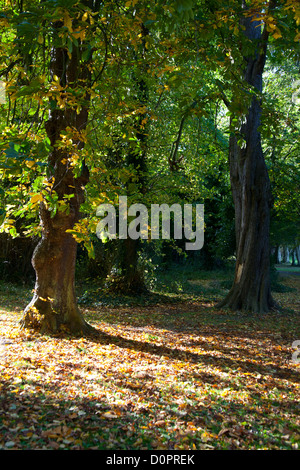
[0,0,299,327]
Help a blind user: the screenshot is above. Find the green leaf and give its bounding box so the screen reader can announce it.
[82,44,92,62]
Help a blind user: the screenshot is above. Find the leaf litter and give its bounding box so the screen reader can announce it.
[0,276,299,450]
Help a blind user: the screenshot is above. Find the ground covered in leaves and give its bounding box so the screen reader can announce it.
[0,268,299,450]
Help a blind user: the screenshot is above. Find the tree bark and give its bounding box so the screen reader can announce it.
[295,246,300,266]
[109,237,146,294]
[218,4,278,313]
[21,204,94,335]
[21,19,96,335]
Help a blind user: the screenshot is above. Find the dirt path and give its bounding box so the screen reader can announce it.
[277,270,300,277]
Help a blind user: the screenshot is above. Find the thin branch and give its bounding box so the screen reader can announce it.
[168,114,187,171]
[0,60,21,79]
[92,25,109,84]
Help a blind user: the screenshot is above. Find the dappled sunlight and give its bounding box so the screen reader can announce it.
[0,276,299,450]
[0,0,299,453]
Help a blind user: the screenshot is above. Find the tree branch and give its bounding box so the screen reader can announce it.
[0,60,21,78]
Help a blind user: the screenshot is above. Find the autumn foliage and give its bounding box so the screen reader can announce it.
[0,0,300,453]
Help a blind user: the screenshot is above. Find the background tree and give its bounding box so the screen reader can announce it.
[213,0,299,313]
[263,55,300,263]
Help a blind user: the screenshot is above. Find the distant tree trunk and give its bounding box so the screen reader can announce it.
[295,246,300,266]
[283,246,290,263]
[119,238,146,294]
[219,4,278,313]
[277,246,282,263]
[273,245,280,265]
[117,23,149,294]
[21,21,95,335]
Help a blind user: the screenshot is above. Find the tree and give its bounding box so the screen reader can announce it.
[3,0,99,334]
[216,1,279,313]
[263,57,300,261]
[1,0,299,329]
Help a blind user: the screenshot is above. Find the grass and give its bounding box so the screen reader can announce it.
[0,265,299,450]
[275,264,300,273]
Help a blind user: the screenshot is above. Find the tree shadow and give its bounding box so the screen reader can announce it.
[0,369,298,450]
[85,326,300,384]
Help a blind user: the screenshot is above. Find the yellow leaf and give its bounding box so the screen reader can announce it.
[63,11,73,32]
[73,29,86,41]
[201,432,211,442]
[30,194,43,204]
[273,30,282,39]
[294,32,300,42]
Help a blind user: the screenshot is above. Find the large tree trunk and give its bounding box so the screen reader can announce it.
[22,204,93,334]
[21,20,95,335]
[219,4,278,313]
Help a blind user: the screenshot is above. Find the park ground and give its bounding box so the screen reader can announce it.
[0,264,299,450]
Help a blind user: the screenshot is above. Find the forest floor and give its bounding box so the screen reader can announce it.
[0,265,299,451]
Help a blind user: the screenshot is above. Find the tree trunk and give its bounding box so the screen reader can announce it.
[22,205,93,335]
[283,246,290,263]
[295,246,300,266]
[218,4,278,313]
[117,23,149,294]
[107,237,146,294]
[273,245,280,265]
[21,19,95,335]
[277,245,282,263]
